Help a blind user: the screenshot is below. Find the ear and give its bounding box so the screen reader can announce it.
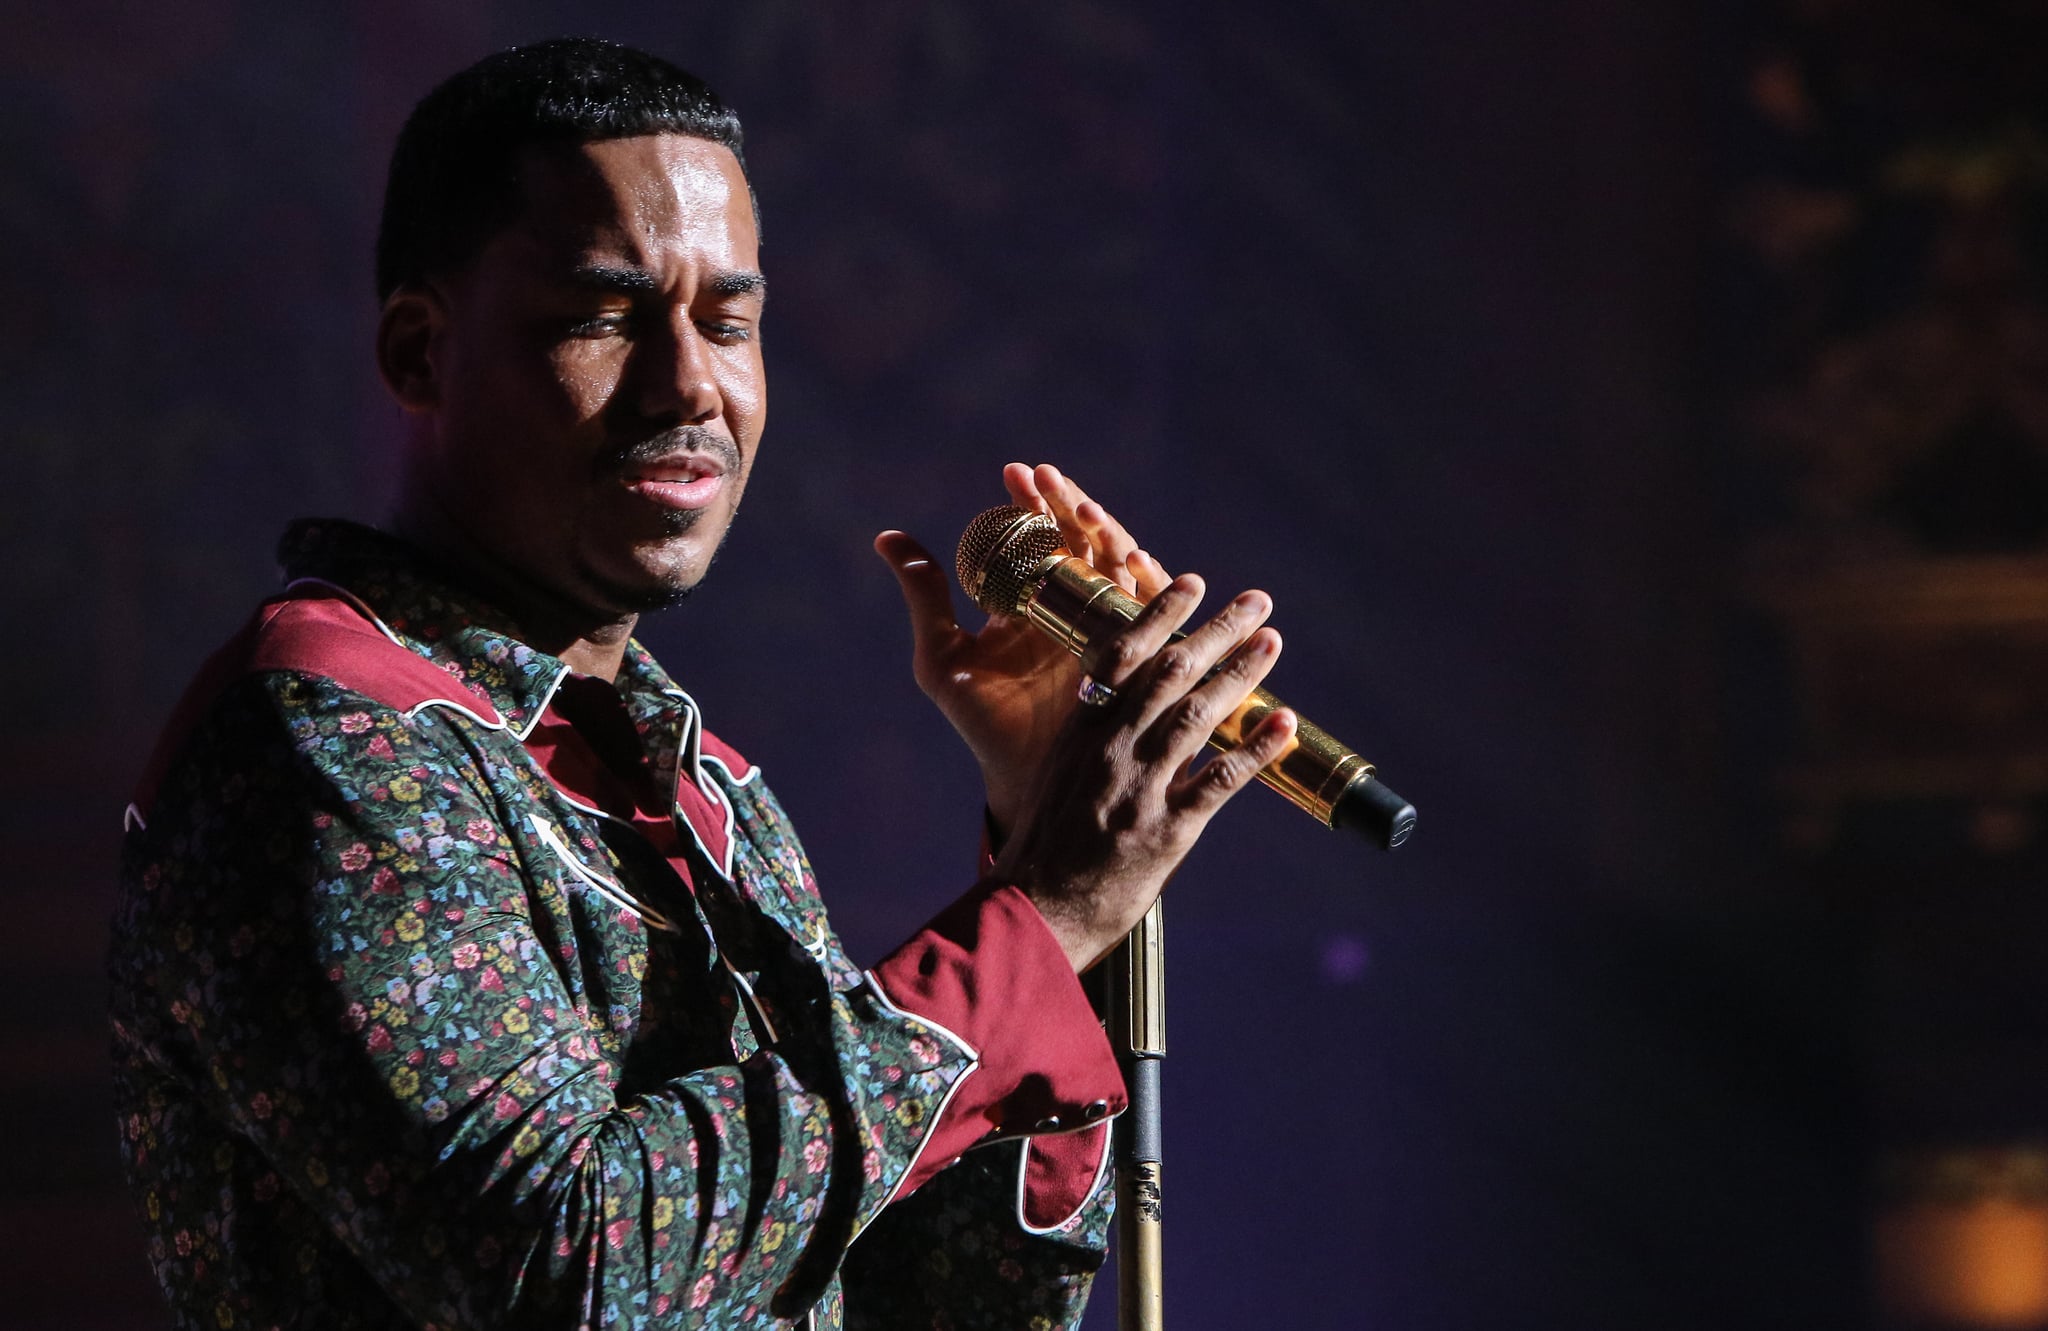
[375,286,445,412]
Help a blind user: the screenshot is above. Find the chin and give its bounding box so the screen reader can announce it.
[575,544,718,615]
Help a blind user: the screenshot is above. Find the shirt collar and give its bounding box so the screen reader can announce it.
[277,518,685,742]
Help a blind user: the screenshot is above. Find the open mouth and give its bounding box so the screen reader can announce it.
[620,453,728,511]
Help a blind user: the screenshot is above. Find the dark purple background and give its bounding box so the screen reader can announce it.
[4,4,1869,1327]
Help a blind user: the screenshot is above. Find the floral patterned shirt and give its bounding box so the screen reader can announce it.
[110,520,1120,1330]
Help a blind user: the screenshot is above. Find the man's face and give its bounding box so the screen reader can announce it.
[405,134,766,618]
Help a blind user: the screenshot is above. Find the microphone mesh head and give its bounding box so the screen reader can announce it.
[955,505,1070,615]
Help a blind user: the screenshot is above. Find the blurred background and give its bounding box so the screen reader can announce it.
[6,1,2047,1327]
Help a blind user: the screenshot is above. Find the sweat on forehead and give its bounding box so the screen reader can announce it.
[513,137,750,240]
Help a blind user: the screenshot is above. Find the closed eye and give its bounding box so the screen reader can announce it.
[697,319,754,345]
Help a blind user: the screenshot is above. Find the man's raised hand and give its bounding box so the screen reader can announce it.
[989,572,1297,972]
[873,463,1171,841]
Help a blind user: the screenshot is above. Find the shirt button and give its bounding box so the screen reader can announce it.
[1033,1116,1062,1132]
[1083,1098,1111,1120]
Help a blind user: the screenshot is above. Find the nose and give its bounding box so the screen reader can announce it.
[630,310,722,426]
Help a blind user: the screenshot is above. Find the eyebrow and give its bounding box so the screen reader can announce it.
[708,270,768,302]
[568,262,659,295]
[566,262,767,303]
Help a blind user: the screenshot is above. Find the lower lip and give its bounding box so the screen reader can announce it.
[624,473,725,511]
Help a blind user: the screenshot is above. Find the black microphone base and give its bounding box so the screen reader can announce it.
[1333,775,1417,850]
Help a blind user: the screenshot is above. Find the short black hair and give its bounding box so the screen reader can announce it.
[374,37,750,300]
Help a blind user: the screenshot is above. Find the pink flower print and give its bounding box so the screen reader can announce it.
[338,844,372,872]
[452,942,481,971]
[804,1138,830,1175]
[338,712,372,734]
[690,1275,715,1310]
[464,818,497,845]
[365,734,396,761]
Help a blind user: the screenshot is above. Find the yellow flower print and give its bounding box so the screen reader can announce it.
[306,1158,329,1187]
[652,1196,674,1231]
[389,1066,419,1097]
[503,1006,530,1034]
[388,775,422,802]
[395,913,425,942]
[761,1219,787,1252]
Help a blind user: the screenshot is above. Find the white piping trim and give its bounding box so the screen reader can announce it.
[700,751,762,788]
[1014,1120,1116,1236]
[860,968,984,1216]
[514,665,569,743]
[403,697,510,731]
[283,577,407,649]
[722,961,781,1046]
[860,969,981,1062]
[683,754,742,883]
[530,812,681,935]
[662,683,757,884]
[122,802,146,833]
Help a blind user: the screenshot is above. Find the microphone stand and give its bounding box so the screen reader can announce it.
[1108,899,1166,1331]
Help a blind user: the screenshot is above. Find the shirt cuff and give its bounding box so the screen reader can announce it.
[869,879,1126,1202]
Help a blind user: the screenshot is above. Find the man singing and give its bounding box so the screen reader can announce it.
[111,38,1294,1329]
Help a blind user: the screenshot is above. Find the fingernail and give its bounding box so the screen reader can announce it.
[1235,592,1269,613]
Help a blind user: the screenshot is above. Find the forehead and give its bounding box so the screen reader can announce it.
[509,134,757,268]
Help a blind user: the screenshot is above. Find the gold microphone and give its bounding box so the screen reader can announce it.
[956,505,1416,850]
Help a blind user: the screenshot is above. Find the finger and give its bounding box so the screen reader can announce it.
[1032,463,1094,564]
[1128,549,1172,602]
[1003,461,1049,515]
[1074,499,1140,595]
[1136,624,1283,767]
[1125,590,1274,728]
[1166,705,1299,819]
[1039,465,1140,595]
[873,530,963,649]
[1080,573,1207,691]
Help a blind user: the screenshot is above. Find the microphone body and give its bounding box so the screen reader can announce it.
[957,507,1416,850]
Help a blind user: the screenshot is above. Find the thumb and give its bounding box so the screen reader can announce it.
[873,530,961,647]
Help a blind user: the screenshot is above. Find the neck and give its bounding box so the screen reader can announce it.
[390,491,638,682]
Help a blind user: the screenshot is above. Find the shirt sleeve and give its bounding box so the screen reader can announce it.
[111,672,976,1329]
[866,876,1127,1216]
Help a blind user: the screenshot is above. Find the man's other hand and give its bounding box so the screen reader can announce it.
[873,463,1172,842]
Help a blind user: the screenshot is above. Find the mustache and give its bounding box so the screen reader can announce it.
[602,425,742,476]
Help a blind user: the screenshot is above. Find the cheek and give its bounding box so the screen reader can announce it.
[720,350,768,444]
[542,343,629,421]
